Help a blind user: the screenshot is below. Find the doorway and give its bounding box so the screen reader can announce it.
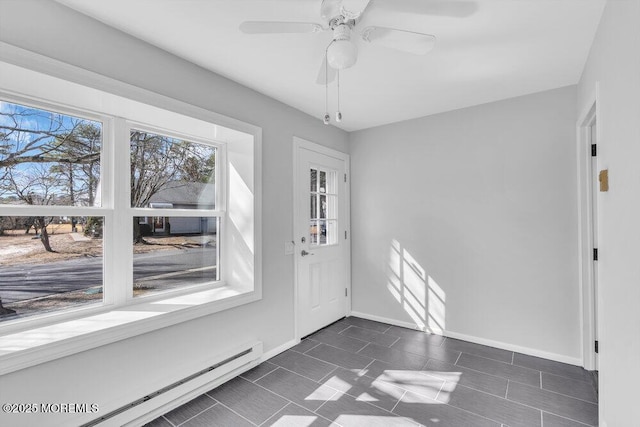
[577,88,600,372]
[293,138,351,339]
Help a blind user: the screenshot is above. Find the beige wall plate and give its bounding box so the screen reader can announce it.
[599,169,609,192]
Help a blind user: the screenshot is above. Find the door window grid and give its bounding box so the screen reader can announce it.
[309,167,338,246]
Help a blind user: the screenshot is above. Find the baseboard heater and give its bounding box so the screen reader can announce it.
[81,341,262,427]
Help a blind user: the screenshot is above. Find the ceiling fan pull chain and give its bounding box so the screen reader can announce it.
[324,45,331,125]
[336,69,342,123]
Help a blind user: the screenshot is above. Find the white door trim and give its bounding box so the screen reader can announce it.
[576,83,600,370]
[292,137,351,341]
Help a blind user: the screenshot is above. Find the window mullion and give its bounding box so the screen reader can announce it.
[110,118,133,305]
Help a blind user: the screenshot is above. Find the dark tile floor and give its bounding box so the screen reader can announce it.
[145,317,598,427]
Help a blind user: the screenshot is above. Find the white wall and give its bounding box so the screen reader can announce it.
[577,0,640,425]
[0,1,348,426]
[349,86,581,362]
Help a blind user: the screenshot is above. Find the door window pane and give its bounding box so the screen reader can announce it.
[0,101,102,207]
[130,130,216,209]
[133,216,218,297]
[308,167,338,246]
[310,194,317,219]
[326,220,338,245]
[317,220,327,245]
[310,168,317,192]
[326,195,337,219]
[0,215,104,321]
[319,194,327,219]
[309,220,319,245]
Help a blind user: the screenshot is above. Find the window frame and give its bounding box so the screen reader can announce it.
[0,93,114,312]
[0,51,261,358]
[123,121,227,303]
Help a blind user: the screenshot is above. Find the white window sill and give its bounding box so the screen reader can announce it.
[0,285,259,376]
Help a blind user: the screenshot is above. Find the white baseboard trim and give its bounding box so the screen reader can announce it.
[350,311,423,331]
[260,339,298,362]
[349,311,583,367]
[444,330,582,366]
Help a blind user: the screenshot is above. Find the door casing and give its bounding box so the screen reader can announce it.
[576,83,600,371]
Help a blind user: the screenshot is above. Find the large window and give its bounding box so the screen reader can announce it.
[0,100,104,320]
[0,97,234,324]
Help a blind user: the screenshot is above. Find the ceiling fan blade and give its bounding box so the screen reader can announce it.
[361,27,436,55]
[341,0,372,19]
[316,56,337,85]
[239,21,323,34]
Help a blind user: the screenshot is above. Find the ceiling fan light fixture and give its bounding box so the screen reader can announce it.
[327,39,357,69]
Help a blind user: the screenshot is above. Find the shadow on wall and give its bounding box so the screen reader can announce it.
[386,239,446,334]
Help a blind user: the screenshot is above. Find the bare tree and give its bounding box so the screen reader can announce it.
[1,102,102,251]
[2,166,59,251]
[0,108,99,169]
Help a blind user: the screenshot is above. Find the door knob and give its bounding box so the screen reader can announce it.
[301,250,314,256]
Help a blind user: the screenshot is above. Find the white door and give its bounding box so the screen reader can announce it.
[589,118,599,369]
[295,140,349,338]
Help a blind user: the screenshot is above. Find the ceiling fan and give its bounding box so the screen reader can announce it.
[239,0,437,86]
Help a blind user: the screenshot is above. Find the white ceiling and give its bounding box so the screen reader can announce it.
[56,0,605,131]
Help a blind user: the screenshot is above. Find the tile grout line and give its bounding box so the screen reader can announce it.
[458,351,544,374]
[501,390,597,426]
[511,352,515,365]
[361,358,376,372]
[307,338,370,355]
[538,370,595,385]
[267,365,370,403]
[540,371,543,388]
[504,378,600,405]
[312,389,340,414]
[316,366,340,384]
[511,361,592,384]
[285,401,339,426]
[288,348,353,372]
[246,365,280,383]
[428,352,595,404]
[356,341,371,354]
[162,415,177,427]
[313,383,421,426]
[433,379,447,402]
[498,373,600,406]
[302,342,322,354]
[234,381,296,426]
[288,340,320,355]
[539,386,599,405]
[355,340,370,353]
[454,351,462,365]
[390,390,407,413]
[389,336,401,347]
[541,411,593,427]
[426,382,543,427]
[270,363,334,384]
[208,400,260,427]
[174,400,218,427]
[505,380,510,399]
